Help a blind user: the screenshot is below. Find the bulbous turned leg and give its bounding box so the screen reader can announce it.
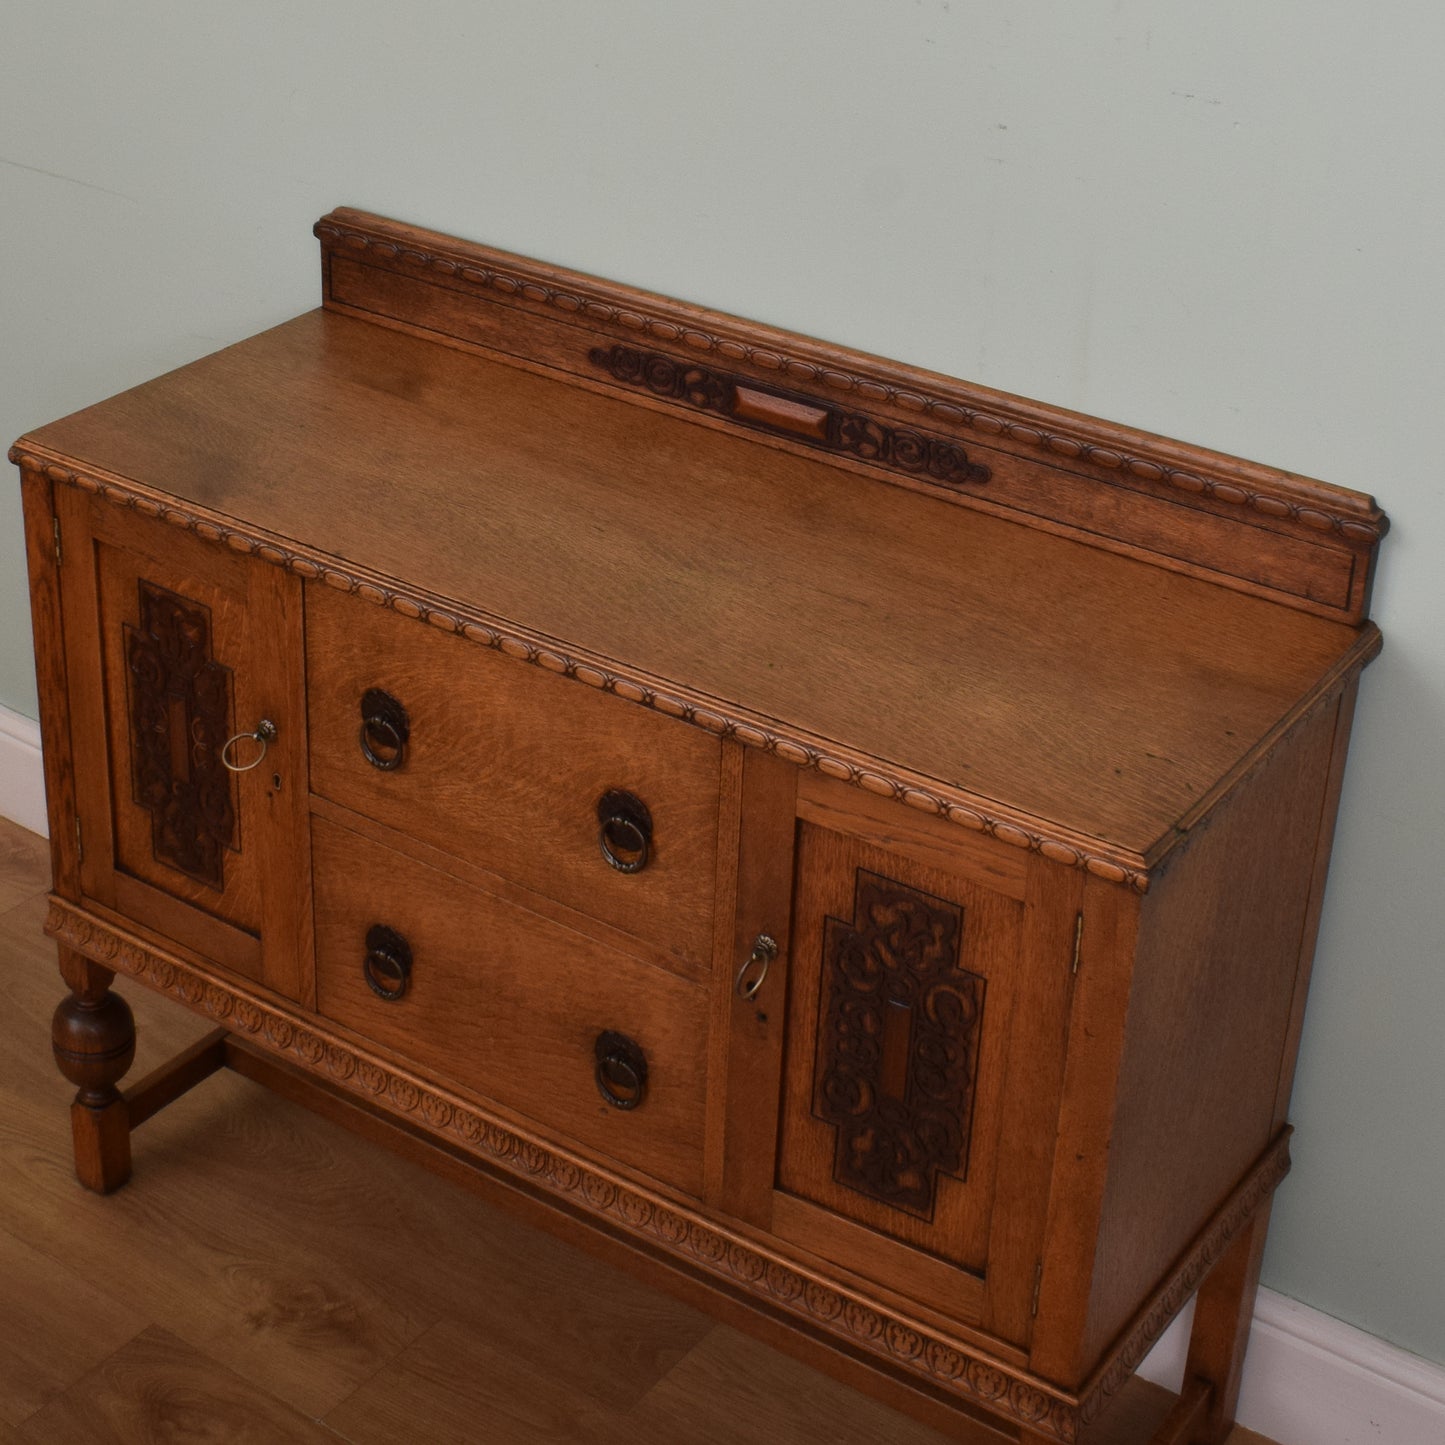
[52,947,136,1193]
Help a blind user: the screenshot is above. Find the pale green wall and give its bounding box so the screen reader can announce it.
[4,1,1442,1364]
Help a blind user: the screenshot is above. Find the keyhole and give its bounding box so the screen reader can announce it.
[880,998,913,1103]
[166,695,190,784]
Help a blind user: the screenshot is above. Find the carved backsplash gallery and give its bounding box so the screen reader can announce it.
[589,344,992,492]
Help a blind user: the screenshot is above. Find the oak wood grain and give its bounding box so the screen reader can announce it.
[10,206,1373,1442]
[1030,877,1140,1386]
[307,580,722,973]
[1185,1205,1272,1445]
[311,813,712,1199]
[308,790,693,980]
[702,738,748,1204]
[218,1033,1044,1438]
[51,887,1105,1437]
[69,494,262,967]
[121,1028,227,1128]
[796,770,1030,901]
[52,943,135,1193]
[18,473,80,899]
[0,819,1278,1444]
[774,820,1029,1304]
[1271,684,1359,1130]
[315,208,1385,627]
[1079,699,1339,1374]
[53,488,311,995]
[91,503,265,936]
[981,854,1085,1346]
[708,746,796,1223]
[16,309,1368,862]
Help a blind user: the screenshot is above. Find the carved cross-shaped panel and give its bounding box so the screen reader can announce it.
[814,870,986,1219]
[125,580,237,890]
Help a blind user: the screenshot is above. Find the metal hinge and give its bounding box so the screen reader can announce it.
[53,514,62,567]
[1071,911,1084,974]
[74,816,83,863]
[1031,1261,1044,1318]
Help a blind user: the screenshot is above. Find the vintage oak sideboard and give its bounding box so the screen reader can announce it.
[12,211,1386,1444]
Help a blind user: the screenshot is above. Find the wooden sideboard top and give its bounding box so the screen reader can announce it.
[11,215,1385,887]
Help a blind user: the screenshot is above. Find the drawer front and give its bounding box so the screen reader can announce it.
[306,585,721,974]
[312,816,710,1198]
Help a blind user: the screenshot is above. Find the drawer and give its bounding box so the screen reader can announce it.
[306,584,721,973]
[312,815,710,1199]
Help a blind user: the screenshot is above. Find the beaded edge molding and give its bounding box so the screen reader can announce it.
[45,895,1082,1443]
[315,215,1384,545]
[12,448,1153,893]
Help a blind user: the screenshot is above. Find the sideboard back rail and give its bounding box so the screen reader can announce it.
[316,208,1386,627]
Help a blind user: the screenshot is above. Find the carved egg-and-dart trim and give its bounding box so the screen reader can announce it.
[47,897,1292,1438]
[45,895,1084,1442]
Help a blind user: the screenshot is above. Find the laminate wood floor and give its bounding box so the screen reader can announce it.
[0,816,1277,1444]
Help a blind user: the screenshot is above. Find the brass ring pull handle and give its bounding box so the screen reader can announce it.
[363,923,413,1001]
[594,1030,648,1110]
[359,688,410,771]
[735,933,778,1000]
[220,718,277,773]
[597,790,653,874]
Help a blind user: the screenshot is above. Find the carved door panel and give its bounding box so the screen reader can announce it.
[729,772,1080,1344]
[778,825,1011,1255]
[57,491,311,1001]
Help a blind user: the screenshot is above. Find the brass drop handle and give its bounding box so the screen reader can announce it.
[220,718,277,773]
[735,934,778,1000]
[594,1030,648,1110]
[363,923,413,1001]
[359,688,410,771]
[597,790,653,874]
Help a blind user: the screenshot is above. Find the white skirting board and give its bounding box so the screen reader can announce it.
[0,703,47,838]
[1140,1293,1445,1442]
[1,702,1442,1440]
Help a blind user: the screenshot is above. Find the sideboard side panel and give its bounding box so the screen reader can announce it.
[1270,677,1361,1130]
[1074,692,1346,1374]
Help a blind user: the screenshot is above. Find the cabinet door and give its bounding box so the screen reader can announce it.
[718,768,1079,1344]
[57,491,311,1001]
